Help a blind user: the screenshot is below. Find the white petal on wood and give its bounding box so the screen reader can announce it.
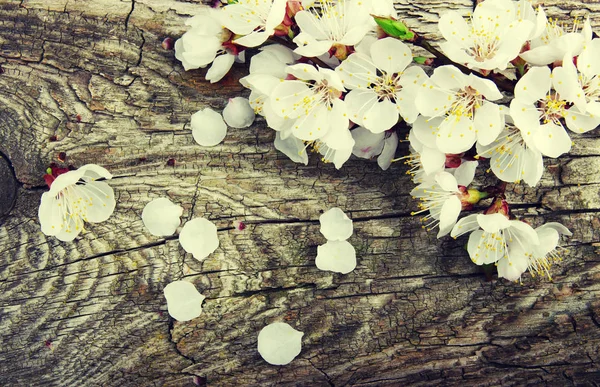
[319,207,353,241]
[141,198,183,236]
[257,322,304,365]
[179,217,220,260]
[163,280,206,322]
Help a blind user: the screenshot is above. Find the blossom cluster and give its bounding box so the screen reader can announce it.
[169,0,596,282]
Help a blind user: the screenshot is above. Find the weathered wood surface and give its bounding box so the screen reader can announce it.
[1,0,600,386]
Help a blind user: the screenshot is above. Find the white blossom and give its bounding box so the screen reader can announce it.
[411,171,471,237]
[179,217,220,261]
[415,65,504,154]
[174,7,237,82]
[269,64,348,141]
[191,107,228,147]
[553,39,600,117]
[377,132,399,171]
[316,240,357,274]
[451,213,539,278]
[497,222,571,281]
[438,0,534,71]
[520,17,592,66]
[406,121,446,182]
[476,116,544,186]
[142,198,184,236]
[163,280,206,322]
[509,65,599,158]
[293,0,374,58]
[38,164,115,242]
[223,97,256,128]
[526,222,571,279]
[351,126,386,159]
[336,37,425,132]
[240,44,296,119]
[221,0,287,48]
[257,322,303,365]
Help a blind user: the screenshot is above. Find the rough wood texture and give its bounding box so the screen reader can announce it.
[1,0,600,386]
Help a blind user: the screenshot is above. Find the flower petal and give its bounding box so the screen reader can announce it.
[191,108,228,147]
[179,217,220,261]
[206,53,236,83]
[315,240,357,274]
[319,207,353,241]
[377,132,399,170]
[477,213,511,233]
[223,97,256,128]
[437,195,461,238]
[257,322,303,366]
[163,280,205,322]
[514,66,551,104]
[274,132,309,165]
[142,198,184,236]
[370,37,412,75]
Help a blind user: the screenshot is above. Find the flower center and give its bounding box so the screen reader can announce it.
[469,22,500,62]
[372,73,401,101]
[451,86,483,118]
[538,93,567,124]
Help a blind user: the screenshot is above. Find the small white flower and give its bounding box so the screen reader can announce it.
[438,0,534,71]
[476,116,544,186]
[415,65,504,154]
[553,40,600,117]
[336,37,425,132]
[191,107,228,147]
[509,65,599,157]
[406,121,446,182]
[319,207,353,241]
[451,213,539,274]
[257,322,303,365]
[269,64,348,142]
[526,222,571,279]
[293,0,374,58]
[174,7,237,83]
[240,44,296,121]
[316,240,357,274]
[38,164,115,242]
[163,280,206,322]
[142,198,184,236]
[223,97,256,128]
[222,0,287,48]
[411,171,468,238]
[497,222,571,281]
[520,17,592,66]
[179,217,220,261]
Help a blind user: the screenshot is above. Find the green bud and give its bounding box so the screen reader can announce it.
[413,56,428,64]
[465,189,489,205]
[373,17,415,40]
[46,167,52,175]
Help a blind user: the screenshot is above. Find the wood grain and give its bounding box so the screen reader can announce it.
[1,0,599,386]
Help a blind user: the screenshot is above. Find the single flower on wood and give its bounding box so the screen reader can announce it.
[39,164,116,242]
